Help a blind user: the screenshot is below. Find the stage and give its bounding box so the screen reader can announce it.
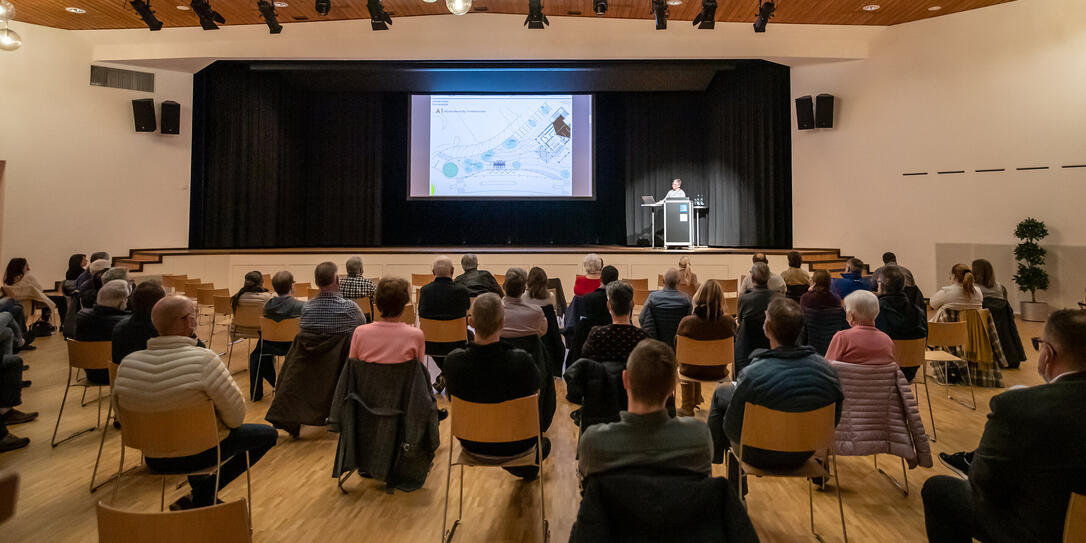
[115,245,854,294]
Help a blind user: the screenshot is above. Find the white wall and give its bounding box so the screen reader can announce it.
[0,23,192,285]
[791,0,1086,310]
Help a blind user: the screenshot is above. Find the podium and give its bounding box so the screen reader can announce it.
[663,199,694,247]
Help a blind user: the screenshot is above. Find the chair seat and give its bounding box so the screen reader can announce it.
[229,326,261,340]
[736,455,828,479]
[456,445,539,468]
[74,377,109,388]
[925,351,964,363]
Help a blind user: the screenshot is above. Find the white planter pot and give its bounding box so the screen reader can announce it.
[1020,301,1050,322]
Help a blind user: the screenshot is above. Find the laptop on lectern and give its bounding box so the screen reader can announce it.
[641,195,657,205]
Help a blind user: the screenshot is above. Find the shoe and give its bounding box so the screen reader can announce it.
[939,451,973,478]
[15,344,35,352]
[437,408,449,422]
[0,434,30,452]
[20,380,30,388]
[113,420,122,430]
[678,382,697,417]
[168,496,196,511]
[4,409,38,425]
[432,374,446,394]
[22,364,28,371]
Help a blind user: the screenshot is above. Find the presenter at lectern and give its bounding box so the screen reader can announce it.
[662,178,686,201]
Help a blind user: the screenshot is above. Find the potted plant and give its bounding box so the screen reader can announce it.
[1012,217,1050,322]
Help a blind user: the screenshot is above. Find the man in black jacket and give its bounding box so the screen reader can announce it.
[419,257,471,373]
[922,309,1086,543]
[734,262,778,375]
[76,280,131,385]
[454,254,503,298]
[874,265,927,380]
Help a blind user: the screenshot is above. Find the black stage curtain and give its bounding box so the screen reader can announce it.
[190,61,789,249]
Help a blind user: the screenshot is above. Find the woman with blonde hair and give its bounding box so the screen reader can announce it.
[677,256,699,296]
[675,280,736,416]
[930,264,983,310]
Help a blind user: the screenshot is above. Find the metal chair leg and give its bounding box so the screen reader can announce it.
[244,451,253,533]
[90,402,114,492]
[538,435,547,543]
[441,436,455,543]
[209,313,217,350]
[160,475,167,512]
[922,368,937,441]
[52,372,95,447]
[832,453,848,543]
[947,360,978,410]
[112,441,127,505]
[874,454,909,496]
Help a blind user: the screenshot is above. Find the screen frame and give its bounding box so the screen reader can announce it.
[406,92,596,202]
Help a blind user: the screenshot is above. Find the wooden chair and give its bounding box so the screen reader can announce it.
[926,321,975,410]
[626,278,649,292]
[894,338,937,441]
[493,274,506,289]
[420,317,468,357]
[442,394,547,543]
[0,470,17,525]
[412,274,435,304]
[209,295,235,352]
[711,278,739,294]
[160,275,187,293]
[52,340,112,447]
[97,499,251,543]
[1065,492,1086,543]
[724,296,738,316]
[674,336,735,410]
[227,304,263,372]
[292,283,311,300]
[254,317,300,401]
[111,399,252,530]
[183,281,210,299]
[352,297,373,321]
[729,403,847,543]
[262,274,272,290]
[197,288,229,341]
[308,288,321,299]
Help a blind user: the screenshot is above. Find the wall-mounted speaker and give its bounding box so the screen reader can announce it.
[815,93,835,128]
[160,100,180,135]
[132,98,156,132]
[795,95,814,130]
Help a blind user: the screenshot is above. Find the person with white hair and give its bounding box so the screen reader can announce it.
[454,253,503,297]
[340,256,376,301]
[75,279,131,384]
[825,290,896,365]
[78,258,113,309]
[574,253,605,296]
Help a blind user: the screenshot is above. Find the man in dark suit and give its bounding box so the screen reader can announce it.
[454,254,503,298]
[734,262,778,375]
[419,256,471,375]
[922,309,1086,543]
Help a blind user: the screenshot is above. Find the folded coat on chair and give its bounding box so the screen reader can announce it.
[265,330,353,428]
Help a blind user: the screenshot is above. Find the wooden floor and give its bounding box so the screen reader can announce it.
[3,318,1046,542]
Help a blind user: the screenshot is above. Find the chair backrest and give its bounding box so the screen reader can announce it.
[739,402,836,453]
[712,278,739,294]
[97,499,250,543]
[1065,492,1086,543]
[400,303,416,326]
[292,283,311,299]
[627,278,649,291]
[633,289,650,307]
[213,295,233,316]
[450,394,541,443]
[262,274,272,290]
[233,303,263,329]
[115,400,221,458]
[675,336,735,368]
[260,317,300,343]
[197,288,228,307]
[420,317,467,343]
[927,321,968,349]
[352,297,373,316]
[0,470,17,525]
[411,273,435,287]
[160,275,187,290]
[67,339,113,370]
[308,288,320,299]
[493,274,505,288]
[724,296,738,316]
[183,281,210,298]
[893,338,927,369]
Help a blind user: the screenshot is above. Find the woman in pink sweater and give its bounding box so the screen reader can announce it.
[826,290,895,365]
[349,277,425,364]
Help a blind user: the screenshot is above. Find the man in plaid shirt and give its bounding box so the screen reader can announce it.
[339,256,376,300]
[300,262,366,335]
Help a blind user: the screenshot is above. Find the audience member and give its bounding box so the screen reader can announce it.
[339,256,376,301]
[708,298,843,487]
[922,310,1086,542]
[524,266,565,378]
[780,251,812,288]
[929,263,983,310]
[582,281,648,363]
[523,267,557,310]
[676,256,699,296]
[0,313,22,356]
[300,262,366,335]
[675,280,736,416]
[454,254,503,297]
[263,271,305,322]
[972,259,1026,367]
[114,295,278,510]
[78,259,111,309]
[734,262,778,374]
[639,268,693,345]
[76,251,110,293]
[826,290,895,365]
[111,281,167,365]
[3,258,61,327]
[574,253,604,296]
[872,251,917,288]
[500,268,546,338]
[831,258,874,300]
[971,259,1006,299]
[419,256,472,321]
[65,253,87,281]
[231,271,272,340]
[874,265,928,381]
[578,339,712,479]
[800,270,842,311]
[582,265,619,324]
[349,278,425,364]
[0,349,34,452]
[76,280,131,385]
[444,293,550,480]
[739,253,786,294]
[246,271,304,402]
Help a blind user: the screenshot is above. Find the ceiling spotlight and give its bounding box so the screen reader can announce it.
[314,0,329,14]
[651,0,667,29]
[190,0,224,29]
[65,6,86,13]
[257,0,282,33]
[0,1,15,21]
[861,4,879,11]
[593,0,606,15]
[367,0,391,30]
[753,0,774,32]
[129,0,164,30]
[692,0,715,28]
[0,27,20,51]
[525,0,548,28]
[446,0,470,15]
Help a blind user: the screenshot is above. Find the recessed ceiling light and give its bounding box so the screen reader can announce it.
[65,6,86,13]
[861,4,880,11]
[273,1,287,6]
[176,4,190,8]
[666,0,681,5]
[928,5,942,10]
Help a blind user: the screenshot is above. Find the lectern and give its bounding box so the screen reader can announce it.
[663,199,694,248]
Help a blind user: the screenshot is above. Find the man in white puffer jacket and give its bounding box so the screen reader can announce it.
[113,295,278,510]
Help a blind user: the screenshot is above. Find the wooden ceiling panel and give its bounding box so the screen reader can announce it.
[8,0,1015,31]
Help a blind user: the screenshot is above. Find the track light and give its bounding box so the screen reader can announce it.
[593,0,606,15]
[257,0,282,33]
[190,0,224,29]
[753,0,774,32]
[692,0,715,28]
[367,0,391,30]
[524,0,548,29]
[314,0,329,15]
[129,0,163,30]
[651,0,667,29]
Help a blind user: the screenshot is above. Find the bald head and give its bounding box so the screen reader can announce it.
[151,295,197,338]
[433,256,454,278]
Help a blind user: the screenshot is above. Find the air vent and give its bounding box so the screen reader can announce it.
[90,65,155,93]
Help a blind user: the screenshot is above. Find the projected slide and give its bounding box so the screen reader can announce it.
[409,95,593,199]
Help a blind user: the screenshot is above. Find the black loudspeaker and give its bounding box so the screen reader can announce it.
[132,98,156,132]
[160,100,180,135]
[815,93,835,128]
[795,95,814,130]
